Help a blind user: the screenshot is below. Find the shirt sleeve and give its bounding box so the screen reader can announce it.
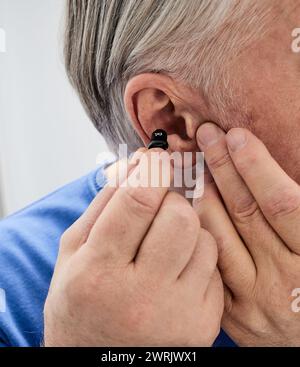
[0,168,107,346]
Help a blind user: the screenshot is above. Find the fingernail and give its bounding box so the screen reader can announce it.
[197,123,224,148]
[226,129,247,152]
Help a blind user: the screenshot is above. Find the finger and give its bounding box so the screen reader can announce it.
[226,128,300,254]
[196,123,284,258]
[87,149,173,264]
[193,175,256,295]
[179,228,218,293]
[135,191,200,282]
[60,149,147,258]
[204,269,224,316]
[223,285,234,320]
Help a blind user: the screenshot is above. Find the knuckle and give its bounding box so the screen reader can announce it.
[207,151,232,171]
[123,186,162,216]
[59,227,74,248]
[214,235,230,256]
[263,186,300,219]
[230,194,261,224]
[214,235,236,272]
[184,208,200,232]
[165,194,200,232]
[199,230,218,261]
[203,253,218,278]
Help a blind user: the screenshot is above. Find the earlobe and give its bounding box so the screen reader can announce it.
[124,73,200,153]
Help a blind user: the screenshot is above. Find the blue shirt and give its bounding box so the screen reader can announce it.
[0,160,236,347]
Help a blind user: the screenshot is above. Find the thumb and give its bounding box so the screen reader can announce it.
[59,149,146,259]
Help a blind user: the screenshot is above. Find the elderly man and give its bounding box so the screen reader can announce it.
[1,0,300,346]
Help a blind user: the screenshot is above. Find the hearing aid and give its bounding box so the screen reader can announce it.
[147,129,168,150]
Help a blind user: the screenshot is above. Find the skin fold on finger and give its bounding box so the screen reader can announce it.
[219,285,240,343]
[196,123,286,260]
[179,228,220,295]
[193,175,256,296]
[85,148,174,265]
[204,269,224,312]
[59,148,147,260]
[135,191,200,284]
[226,128,300,255]
[223,283,234,314]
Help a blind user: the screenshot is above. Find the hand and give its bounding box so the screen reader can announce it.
[44,148,223,346]
[195,123,300,346]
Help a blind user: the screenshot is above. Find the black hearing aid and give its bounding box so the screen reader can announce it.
[147,129,168,150]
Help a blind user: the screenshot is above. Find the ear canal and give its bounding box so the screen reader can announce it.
[155,98,192,141]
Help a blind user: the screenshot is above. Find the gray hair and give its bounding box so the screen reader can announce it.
[64,0,274,155]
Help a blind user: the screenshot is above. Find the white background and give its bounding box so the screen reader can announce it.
[0,0,109,216]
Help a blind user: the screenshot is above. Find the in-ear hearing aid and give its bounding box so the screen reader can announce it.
[147,129,168,150]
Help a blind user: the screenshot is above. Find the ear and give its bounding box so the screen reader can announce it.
[124,73,202,153]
